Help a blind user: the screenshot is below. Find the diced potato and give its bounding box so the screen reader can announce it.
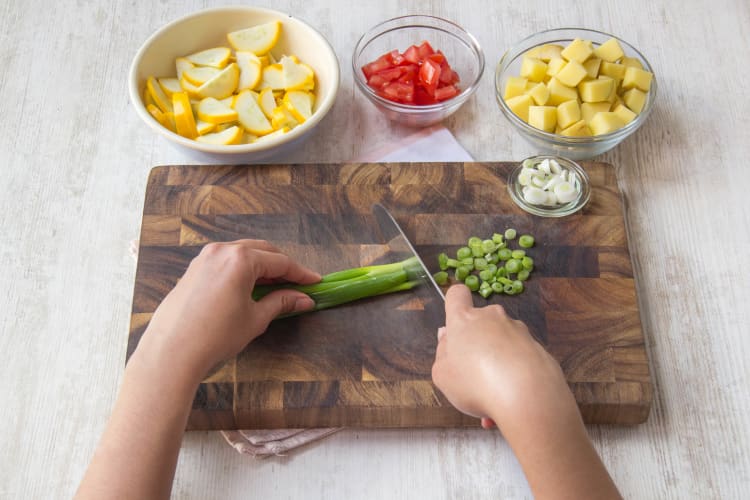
[582,57,602,79]
[623,88,647,114]
[546,78,579,106]
[599,61,626,80]
[610,94,623,111]
[556,100,581,129]
[504,76,529,99]
[505,94,533,122]
[546,57,566,77]
[620,56,644,69]
[622,66,653,92]
[537,44,564,62]
[528,106,557,132]
[525,82,550,105]
[561,38,593,63]
[578,78,614,102]
[555,60,588,87]
[520,57,548,82]
[581,102,611,123]
[560,119,592,137]
[593,38,625,62]
[612,103,637,125]
[589,111,626,135]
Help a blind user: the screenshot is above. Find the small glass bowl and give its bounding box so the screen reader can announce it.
[496,28,657,160]
[352,15,485,127]
[507,155,591,217]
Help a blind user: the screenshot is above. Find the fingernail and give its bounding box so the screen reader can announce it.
[437,327,446,341]
[294,296,315,312]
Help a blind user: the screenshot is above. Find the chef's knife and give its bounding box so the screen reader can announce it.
[372,203,446,301]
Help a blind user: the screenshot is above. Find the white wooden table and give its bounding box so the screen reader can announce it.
[2,0,748,498]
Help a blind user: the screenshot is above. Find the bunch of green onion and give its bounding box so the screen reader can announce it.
[252,256,424,313]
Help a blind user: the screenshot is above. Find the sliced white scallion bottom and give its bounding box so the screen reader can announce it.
[519,158,581,207]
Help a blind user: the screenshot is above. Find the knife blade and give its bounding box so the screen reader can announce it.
[372,203,446,301]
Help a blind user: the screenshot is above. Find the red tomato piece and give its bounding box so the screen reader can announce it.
[387,49,405,66]
[428,52,446,65]
[383,82,415,103]
[418,58,441,96]
[414,88,438,105]
[362,55,394,79]
[403,45,420,64]
[434,84,459,101]
[417,40,436,58]
[397,64,418,84]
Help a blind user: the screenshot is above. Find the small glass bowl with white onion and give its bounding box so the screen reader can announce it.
[507,155,590,217]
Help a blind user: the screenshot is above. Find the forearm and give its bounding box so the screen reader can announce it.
[497,406,621,500]
[75,346,200,500]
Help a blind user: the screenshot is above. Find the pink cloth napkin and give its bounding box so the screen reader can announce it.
[133,125,473,457]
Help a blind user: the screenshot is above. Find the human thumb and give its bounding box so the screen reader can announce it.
[254,289,315,325]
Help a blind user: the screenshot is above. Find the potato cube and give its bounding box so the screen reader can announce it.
[578,78,614,102]
[593,38,625,62]
[561,38,593,63]
[526,44,564,62]
[610,94,623,111]
[528,106,557,132]
[599,61,625,80]
[589,111,626,135]
[623,88,647,114]
[520,56,548,82]
[582,57,602,79]
[504,76,528,99]
[505,94,533,122]
[621,56,644,69]
[599,76,618,104]
[581,102,611,123]
[546,57,566,77]
[612,103,637,125]
[546,78,579,106]
[555,60,588,87]
[622,66,653,92]
[556,100,581,129]
[560,119,592,137]
[525,82,550,105]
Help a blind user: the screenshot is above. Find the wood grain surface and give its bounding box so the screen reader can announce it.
[129,162,651,428]
[3,0,749,498]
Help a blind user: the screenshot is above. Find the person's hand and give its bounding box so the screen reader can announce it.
[136,240,320,381]
[431,284,581,439]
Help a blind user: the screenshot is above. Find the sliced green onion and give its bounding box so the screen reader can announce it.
[433,271,448,285]
[512,280,524,293]
[496,266,508,278]
[455,265,471,281]
[503,283,515,295]
[511,249,526,259]
[498,277,513,286]
[479,269,494,282]
[519,235,535,248]
[470,243,484,257]
[457,246,472,260]
[481,239,496,254]
[460,257,475,269]
[491,282,504,293]
[465,275,480,291]
[479,287,493,298]
[467,236,482,246]
[517,269,530,281]
[438,253,449,270]
[498,248,512,261]
[506,259,521,274]
[487,264,498,275]
[504,228,517,240]
[492,233,504,244]
[522,256,534,270]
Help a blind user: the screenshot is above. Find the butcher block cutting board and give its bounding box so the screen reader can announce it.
[128,162,652,429]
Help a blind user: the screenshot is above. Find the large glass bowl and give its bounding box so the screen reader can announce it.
[353,15,485,127]
[496,28,657,160]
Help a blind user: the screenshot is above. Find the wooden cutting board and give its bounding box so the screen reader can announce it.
[128,162,652,429]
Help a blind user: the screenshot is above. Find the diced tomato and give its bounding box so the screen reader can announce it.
[403,45,420,64]
[382,82,415,104]
[427,52,445,65]
[419,58,441,96]
[362,42,461,105]
[414,88,438,105]
[417,41,435,58]
[362,55,394,79]
[434,84,459,101]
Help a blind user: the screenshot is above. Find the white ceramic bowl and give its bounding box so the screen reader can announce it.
[128,6,339,162]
